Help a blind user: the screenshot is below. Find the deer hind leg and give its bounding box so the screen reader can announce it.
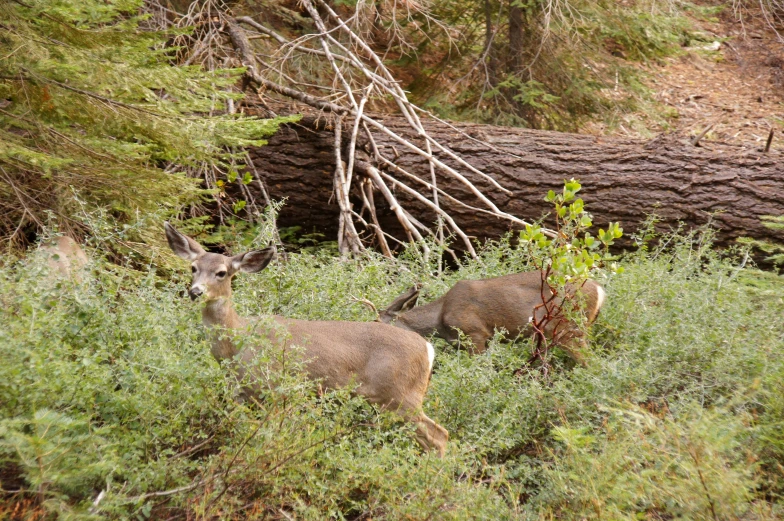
[411,411,449,457]
[386,396,448,457]
[554,328,589,367]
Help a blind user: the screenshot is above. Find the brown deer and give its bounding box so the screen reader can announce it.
[164,223,448,456]
[38,236,89,279]
[378,272,606,364]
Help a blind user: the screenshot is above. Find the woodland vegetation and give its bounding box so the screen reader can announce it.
[2,0,784,519]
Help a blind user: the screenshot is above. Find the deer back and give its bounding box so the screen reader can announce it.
[38,236,88,279]
[441,271,603,331]
[384,271,605,354]
[246,317,434,399]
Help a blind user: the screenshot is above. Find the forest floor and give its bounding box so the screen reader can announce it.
[583,5,784,152]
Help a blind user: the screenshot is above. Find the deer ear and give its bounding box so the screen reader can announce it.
[164,222,205,261]
[396,284,421,313]
[231,247,276,274]
[379,284,421,323]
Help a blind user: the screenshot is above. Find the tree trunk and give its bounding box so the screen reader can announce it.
[246,115,784,253]
[508,2,525,72]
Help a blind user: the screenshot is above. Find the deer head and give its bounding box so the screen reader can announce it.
[164,222,275,302]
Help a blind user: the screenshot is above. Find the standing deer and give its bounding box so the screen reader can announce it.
[378,272,606,364]
[164,223,448,456]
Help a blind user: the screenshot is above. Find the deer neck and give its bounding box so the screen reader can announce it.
[202,296,246,360]
[397,299,443,337]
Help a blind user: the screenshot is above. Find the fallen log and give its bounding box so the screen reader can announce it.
[246,115,784,253]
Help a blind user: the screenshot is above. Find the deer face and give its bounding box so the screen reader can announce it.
[189,252,233,301]
[164,222,275,301]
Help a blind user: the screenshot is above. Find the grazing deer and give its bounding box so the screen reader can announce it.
[378,272,606,364]
[38,236,89,279]
[164,223,448,456]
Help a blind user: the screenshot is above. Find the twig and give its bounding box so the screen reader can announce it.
[332,117,363,255]
[691,123,714,147]
[764,128,774,153]
[355,160,428,256]
[378,171,476,257]
[359,179,393,257]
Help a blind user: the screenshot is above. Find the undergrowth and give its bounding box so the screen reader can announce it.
[2,225,784,519]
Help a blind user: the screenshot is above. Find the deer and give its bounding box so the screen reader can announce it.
[377,272,606,364]
[164,222,448,456]
[38,236,89,279]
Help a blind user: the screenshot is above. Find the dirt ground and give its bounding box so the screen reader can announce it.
[585,4,784,152]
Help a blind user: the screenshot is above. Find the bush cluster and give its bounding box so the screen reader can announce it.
[2,225,784,519]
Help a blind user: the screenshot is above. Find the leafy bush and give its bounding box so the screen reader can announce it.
[2,223,784,519]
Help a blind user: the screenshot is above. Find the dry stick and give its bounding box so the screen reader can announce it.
[227,22,345,113]
[409,104,529,161]
[355,160,428,257]
[363,124,459,261]
[764,128,774,153]
[300,9,366,254]
[350,207,407,249]
[359,179,393,257]
[277,6,501,207]
[333,117,363,255]
[229,19,360,255]
[233,21,522,227]
[345,85,373,190]
[361,124,429,248]
[691,123,714,147]
[361,115,522,222]
[228,22,543,246]
[375,154,518,224]
[313,20,512,196]
[334,117,347,254]
[301,0,357,109]
[379,170,477,257]
[313,0,513,199]
[235,17,360,71]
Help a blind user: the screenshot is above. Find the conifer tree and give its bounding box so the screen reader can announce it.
[0,0,288,248]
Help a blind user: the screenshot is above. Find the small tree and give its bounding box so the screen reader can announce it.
[519,179,623,369]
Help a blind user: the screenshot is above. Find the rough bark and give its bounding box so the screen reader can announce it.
[246,115,784,252]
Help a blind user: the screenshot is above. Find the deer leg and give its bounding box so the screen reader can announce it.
[411,412,449,457]
[556,330,588,367]
[385,396,448,457]
[466,331,490,355]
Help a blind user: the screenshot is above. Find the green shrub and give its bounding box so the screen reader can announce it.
[2,224,784,519]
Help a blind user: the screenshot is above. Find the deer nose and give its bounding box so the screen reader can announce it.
[189,285,203,301]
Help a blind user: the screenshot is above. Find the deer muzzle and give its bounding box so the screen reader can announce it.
[189,284,205,301]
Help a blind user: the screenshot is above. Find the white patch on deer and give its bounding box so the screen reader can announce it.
[426,342,435,373]
[595,285,606,313]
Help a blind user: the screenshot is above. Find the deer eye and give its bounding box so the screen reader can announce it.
[191,266,197,273]
[216,270,227,278]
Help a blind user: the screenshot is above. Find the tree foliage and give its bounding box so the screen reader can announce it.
[0,0,290,249]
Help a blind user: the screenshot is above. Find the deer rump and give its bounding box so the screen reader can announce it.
[380,271,605,362]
